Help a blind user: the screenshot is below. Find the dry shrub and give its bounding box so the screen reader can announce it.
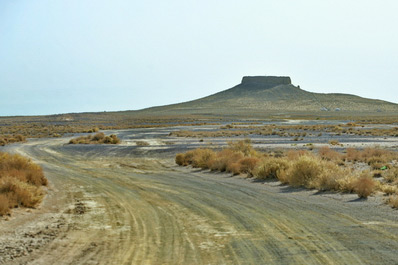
[284,154,352,191]
[0,176,43,211]
[354,173,375,198]
[344,147,396,166]
[182,150,195,165]
[329,140,340,146]
[174,141,393,198]
[190,149,216,169]
[92,132,105,141]
[237,157,260,176]
[362,148,393,165]
[286,155,323,187]
[227,139,256,157]
[226,162,241,175]
[336,175,357,193]
[69,133,120,144]
[318,146,343,162]
[136,141,149,146]
[286,150,309,160]
[379,184,398,195]
[175,153,186,166]
[345,148,361,162]
[388,195,398,208]
[0,153,47,186]
[253,157,289,180]
[311,163,351,191]
[0,194,10,216]
[208,149,243,172]
[105,135,120,144]
[384,167,398,183]
[0,152,47,215]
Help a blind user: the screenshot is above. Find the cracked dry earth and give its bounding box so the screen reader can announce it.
[1,127,398,264]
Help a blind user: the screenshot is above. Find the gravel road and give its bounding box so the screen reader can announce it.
[1,127,398,264]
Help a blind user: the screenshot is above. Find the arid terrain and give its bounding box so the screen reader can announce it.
[1,121,398,264]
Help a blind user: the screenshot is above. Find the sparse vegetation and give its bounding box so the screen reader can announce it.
[175,140,398,207]
[0,114,221,146]
[328,140,340,146]
[354,173,376,198]
[68,133,121,144]
[0,135,26,146]
[388,195,398,208]
[0,152,48,216]
[135,141,150,146]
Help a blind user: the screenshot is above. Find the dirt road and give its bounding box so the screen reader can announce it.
[1,128,398,264]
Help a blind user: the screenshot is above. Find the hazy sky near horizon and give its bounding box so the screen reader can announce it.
[1,0,397,116]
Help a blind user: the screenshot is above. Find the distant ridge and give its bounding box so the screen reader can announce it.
[137,76,398,116]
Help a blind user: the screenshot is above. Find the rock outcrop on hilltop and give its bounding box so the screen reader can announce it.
[240,76,292,89]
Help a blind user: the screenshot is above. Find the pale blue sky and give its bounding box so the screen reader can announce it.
[1,0,397,116]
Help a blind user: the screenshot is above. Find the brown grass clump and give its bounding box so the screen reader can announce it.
[353,173,375,198]
[0,152,47,216]
[69,133,120,144]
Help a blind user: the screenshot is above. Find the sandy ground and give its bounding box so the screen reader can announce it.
[1,125,398,264]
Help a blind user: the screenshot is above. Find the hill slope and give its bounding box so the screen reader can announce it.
[138,76,398,116]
